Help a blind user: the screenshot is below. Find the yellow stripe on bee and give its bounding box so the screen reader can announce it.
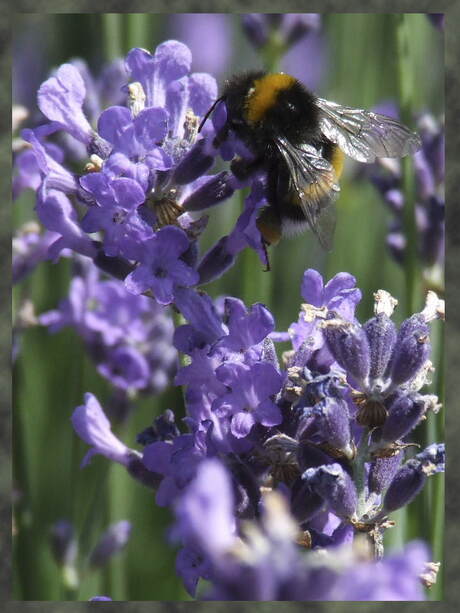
[330,145,345,180]
[245,73,297,124]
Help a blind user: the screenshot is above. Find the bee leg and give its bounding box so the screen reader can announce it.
[230,156,264,181]
[262,239,271,272]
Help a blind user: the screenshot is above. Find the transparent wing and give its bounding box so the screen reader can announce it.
[275,135,340,250]
[316,97,422,163]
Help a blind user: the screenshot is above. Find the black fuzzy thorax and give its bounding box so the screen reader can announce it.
[222,71,322,158]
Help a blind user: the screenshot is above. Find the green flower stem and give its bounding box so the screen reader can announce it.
[261,32,286,72]
[126,13,150,51]
[102,14,124,61]
[397,15,423,316]
[353,428,370,519]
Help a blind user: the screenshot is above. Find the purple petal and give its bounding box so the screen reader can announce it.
[111,177,146,208]
[328,288,362,321]
[255,399,283,428]
[142,440,173,474]
[323,273,357,303]
[301,269,324,305]
[166,77,189,138]
[37,63,93,144]
[174,287,226,343]
[168,259,199,287]
[36,189,96,258]
[145,147,174,171]
[231,411,255,438]
[155,225,190,258]
[97,106,134,154]
[124,267,154,295]
[133,106,169,149]
[188,73,218,116]
[126,42,192,108]
[216,361,249,387]
[151,276,175,305]
[71,393,130,466]
[252,362,283,397]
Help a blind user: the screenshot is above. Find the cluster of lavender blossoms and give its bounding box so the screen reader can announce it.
[13,39,269,305]
[15,38,444,601]
[369,111,444,292]
[72,267,444,601]
[38,258,177,401]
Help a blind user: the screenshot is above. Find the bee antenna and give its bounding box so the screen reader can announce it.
[198,96,226,133]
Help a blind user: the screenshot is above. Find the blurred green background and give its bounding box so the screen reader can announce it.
[12,13,444,601]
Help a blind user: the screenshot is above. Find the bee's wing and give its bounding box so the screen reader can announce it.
[275,135,340,250]
[315,97,422,163]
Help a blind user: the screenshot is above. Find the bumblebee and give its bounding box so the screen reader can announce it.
[200,71,421,250]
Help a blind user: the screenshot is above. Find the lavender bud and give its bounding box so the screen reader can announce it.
[241,14,269,48]
[50,520,77,567]
[305,398,353,459]
[284,14,321,47]
[415,442,445,472]
[421,195,444,268]
[93,247,135,281]
[364,313,397,381]
[390,314,431,385]
[383,460,427,513]
[182,171,234,212]
[323,318,370,384]
[302,463,358,519]
[427,13,444,30]
[87,134,112,159]
[296,442,334,472]
[172,139,214,185]
[126,452,162,489]
[262,337,280,370]
[381,393,426,443]
[383,444,444,513]
[368,451,403,495]
[290,478,324,523]
[198,236,236,285]
[89,520,132,567]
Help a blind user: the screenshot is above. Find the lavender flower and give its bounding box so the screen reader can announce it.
[383,443,445,513]
[289,269,362,353]
[50,520,78,568]
[241,14,320,51]
[369,112,444,289]
[22,40,257,309]
[427,14,444,30]
[172,460,430,600]
[89,520,132,567]
[72,392,161,489]
[13,223,66,283]
[71,393,132,467]
[124,226,199,303]
[212,361,283,438]
[40,261,177,393]
[323,289,443,430]
[69,271,443,600]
